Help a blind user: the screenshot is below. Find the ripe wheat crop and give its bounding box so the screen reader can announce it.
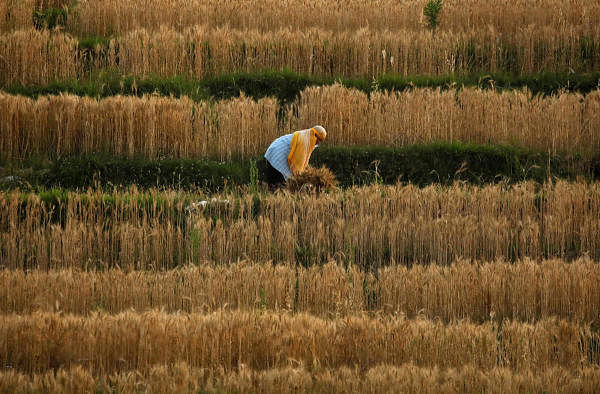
[0,0,34,31]
[0,92,280,161]
[1,87,599,161]
[0,29,78,86]
[1,364,599,393]
[60,25,600,77]
[2,2,599,390]
[2,26,599,85]
[0,311,597,374]
[73,0,600,36]
[3,0,600,37]
[0,258,597,323]
[294,85,600,157]
[2,181,600,269]
[1,0,71,31]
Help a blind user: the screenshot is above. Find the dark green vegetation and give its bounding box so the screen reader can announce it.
[3,70,600,104]
[2,143,597,192]
[33,6,69,30]
[424,0,444,31]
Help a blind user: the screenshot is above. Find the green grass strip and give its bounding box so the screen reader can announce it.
[2,143,598,192]
[3,70,600,104]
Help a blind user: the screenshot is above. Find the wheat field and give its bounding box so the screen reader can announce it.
[1,87,599,160]
[2,181,600,269]
[2,1,600,391]
[1,364,599,394]
[3,0,600,36]
[1,26,599,85]
[0,258,598,323]
[1,311,598,373]
[2,183,600,391]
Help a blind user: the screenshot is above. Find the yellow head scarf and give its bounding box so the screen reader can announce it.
[288,125,327,175]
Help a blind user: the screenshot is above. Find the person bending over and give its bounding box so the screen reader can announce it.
[263,125,327,189]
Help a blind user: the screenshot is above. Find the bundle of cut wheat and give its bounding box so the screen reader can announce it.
[286,166,338,194]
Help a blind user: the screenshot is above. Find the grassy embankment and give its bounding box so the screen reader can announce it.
[1,143,594,191]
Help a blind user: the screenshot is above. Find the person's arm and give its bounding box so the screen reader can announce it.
[302,133,318,170]
[287,132,299,175]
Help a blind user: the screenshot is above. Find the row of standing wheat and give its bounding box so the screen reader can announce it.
[1,27,600,85]
[2,363,600,394]
[1,311,598,373]
[1,86,599,160]
[2,0,600,36]
[1,259,598,323]
[2,182,599,268]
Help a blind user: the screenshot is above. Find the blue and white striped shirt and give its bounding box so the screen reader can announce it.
[264,133,294,180]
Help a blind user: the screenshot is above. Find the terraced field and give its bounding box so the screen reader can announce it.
[2,88,600,160]
[1,0,599,392]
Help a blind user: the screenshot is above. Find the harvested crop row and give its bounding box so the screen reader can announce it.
[2,182,600,268]
[1,311,598,373]
[3,0,600,36]
[2,26,600,85]
[2,87,600,161]
[1,364,599,393]
[1,259,598,323]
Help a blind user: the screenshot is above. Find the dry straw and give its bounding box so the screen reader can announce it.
[286,166,338,194]
[1,87,599,160]
[0,258,598,323]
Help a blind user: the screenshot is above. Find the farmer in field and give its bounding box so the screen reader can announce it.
[263,125,327,189]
